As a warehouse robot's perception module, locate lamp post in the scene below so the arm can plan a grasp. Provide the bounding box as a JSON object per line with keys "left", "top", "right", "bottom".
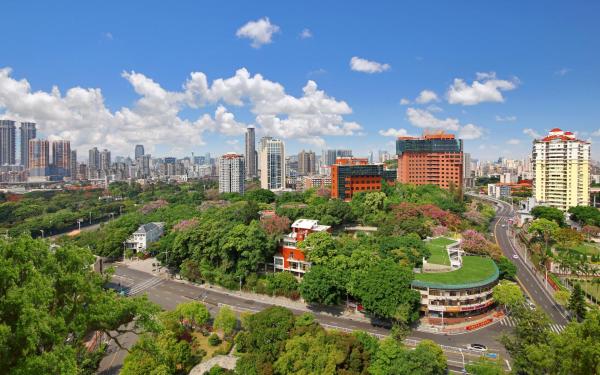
{"left": 89, "top": 212, "right": 92, "bottom": 224}
{"left": 40, "top": 229, "right": 44, "bottom": 238}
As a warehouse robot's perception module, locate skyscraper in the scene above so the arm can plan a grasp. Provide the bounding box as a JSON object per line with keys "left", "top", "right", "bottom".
{"left": 51, "top": 140, "right": 71, "bottom": 177}
{"left": 323, "top": 149, "right": 353, "bottom": 166}
{"left": 396, "top": 132, "right": 463, "bottom": 190}
{"left": 259, "top": 137, "right": 285, "bottom": 190}
{"left": 533, "top": 128, "right": 590, "bottom": 211}
{"left": 70, "top": 150, "right": 78, "bottom": 179}
{"left": 219, "top": 153, "right": 245, "bottom": 194}
{"left": 463, "top": 152, "right": 472, "bottom": 179}
{"left": 298, "top": 150, "right": 316, "bottom": 175}
{"left": 0, "top": 120, "right": 16, "bottom": 166}
{"left": 88, "top": 147, "right": 100, "bottom": 170}
{"left": 245, "top": 126, "right": 257, "bottom": 178}
{"left": 28, "top": 139, "right": 50, "bottom": 177}
{"left": 135, "top": 144, "right": 145, "bottom": 159}
{"left": 20, "top": 122, "right": 36, "bottom": 167}
{"left": 100, "top": 149, "right": 111, "bottom": 171}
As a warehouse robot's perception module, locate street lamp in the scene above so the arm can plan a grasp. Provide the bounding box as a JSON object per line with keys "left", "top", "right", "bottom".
{"left": 40, "top": 229, "right": 44, "bottom": 239}
{"left": 89, "top": 212, "right": 92, "bottom": 224}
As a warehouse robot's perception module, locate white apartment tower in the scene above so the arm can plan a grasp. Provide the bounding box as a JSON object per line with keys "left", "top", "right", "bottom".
{"left": 259, "top": 137, "right": 285, "bottom": 190}
{"left": 532, "top": 128, "right": 590, "bottom": 211}
{"left": 218, "top": 153, "right": 245, "bottom": 194}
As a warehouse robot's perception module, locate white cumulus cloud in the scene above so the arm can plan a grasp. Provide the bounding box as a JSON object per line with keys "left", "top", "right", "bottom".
{"left": 415, "top": 89, "right": 439, "bottom": 104}
{"left": 299, "top": 28, "right": 312, "bottom": 39}
{"left": 350, "top": 57, "right": 390, "bottom": 73}
{"left": 0, "top": 67, "right": 360, "bottom": 156}
{"left": 236, "top": 17, "right": 280, "bottom": 48}
{"left": 523, "top": 128, "right": 541, "bottom": 138}
{"left": 447, "top": 72, "right": 518, "bottom": 105}
{"left": 379, "top": 128, "right": 410, "bottom": 137}
{"left": 495, "top": 115, "right": 517, "bottom": 122}
{"left": 399, "top": 98, "right": 411, "bottom": 105}
{"left": 406, "top": 107, "right": 483, "bottom": 140}
{"left": 507, "top": 139, "right": 521, "bottom": 145}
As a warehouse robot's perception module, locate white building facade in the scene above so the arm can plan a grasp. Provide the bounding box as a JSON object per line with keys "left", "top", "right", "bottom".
{"left": 533, "top": 128, "right": 590, "bottom": 211}
{"left": 259, "top": 137, "right": 286, "bottom": 190}
{"left": 218, "top": 153, "right": 245, "bottom": 194}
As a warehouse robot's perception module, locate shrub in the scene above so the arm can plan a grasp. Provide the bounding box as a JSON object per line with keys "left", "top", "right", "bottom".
{"left": 208, "top": 333, "right": 222, "bottom": 347}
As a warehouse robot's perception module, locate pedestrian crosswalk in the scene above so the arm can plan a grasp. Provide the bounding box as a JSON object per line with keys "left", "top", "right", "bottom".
{"left": 499, "top": 316, "right": 565, "bottom": 333}
{"left": 125, "top": 277, "right": 163, "bottom": 296}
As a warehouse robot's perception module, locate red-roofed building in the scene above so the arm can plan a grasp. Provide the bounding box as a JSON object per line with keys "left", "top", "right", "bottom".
{"left": 273, "top": 218, "right": 331, "bottom": 276}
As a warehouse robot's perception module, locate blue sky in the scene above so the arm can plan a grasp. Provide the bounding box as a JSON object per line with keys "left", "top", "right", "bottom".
{"left": 1, "top": 1, "right": 599, "bottom": 161}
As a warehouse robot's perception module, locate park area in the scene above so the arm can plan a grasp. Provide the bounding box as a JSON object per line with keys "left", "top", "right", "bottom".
{"left": 414, "top": 256, "right": 499, "bottom": 287}
{"left": 425, "top": 237, "right": 455, "bottom": 266}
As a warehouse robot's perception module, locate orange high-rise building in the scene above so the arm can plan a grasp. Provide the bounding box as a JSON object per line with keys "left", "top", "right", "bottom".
{"left": 396, "top": 132, "right": 463, "bottom": 190}
{"left": 331, "top": 157, "right": 396, "bottom": 200}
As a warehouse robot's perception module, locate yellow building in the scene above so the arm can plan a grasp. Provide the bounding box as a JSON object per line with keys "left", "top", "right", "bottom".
{"left": 533, "top": 128, "right": 590, "bottom": 211}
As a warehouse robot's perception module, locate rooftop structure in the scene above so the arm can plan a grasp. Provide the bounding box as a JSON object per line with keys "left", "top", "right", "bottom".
{"left": 412, "top": 237, "right": 499, "bottom": 326}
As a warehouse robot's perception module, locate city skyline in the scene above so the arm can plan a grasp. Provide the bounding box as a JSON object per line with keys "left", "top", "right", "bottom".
{"left": 1, "top": 2, "right": 599, "bottom": 161}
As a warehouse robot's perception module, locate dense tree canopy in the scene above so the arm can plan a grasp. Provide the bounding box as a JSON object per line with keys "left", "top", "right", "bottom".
{"left": 0, "top": 236, "right": 160, "bottom": 374}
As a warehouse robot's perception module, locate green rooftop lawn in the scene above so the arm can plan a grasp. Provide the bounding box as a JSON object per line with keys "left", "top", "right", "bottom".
{"left": 415, "top": 256, "right": 498, "bottom": 285}
{"left": 570, "top": 243, "right": 600, "bottom": 257}
{"left": 425, "top": 237, "right": 455, "bottom": 266}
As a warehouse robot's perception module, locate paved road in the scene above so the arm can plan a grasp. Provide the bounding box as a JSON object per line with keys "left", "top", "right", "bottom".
{"left": 97, "top": 264, "right": 511, "bottom": 374}
{"left": 472, "top": 194, "right": 569, "bottom": 325}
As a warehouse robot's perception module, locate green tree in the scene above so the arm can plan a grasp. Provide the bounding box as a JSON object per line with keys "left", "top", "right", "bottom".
{"left": 266, "top": 272, "right": 300, "bottom": 298}
{"left": 273, "top": 330, "right": 345, "bottom": 375}
{"left": 244, "top": 189, "right": 277, "bottom": 204}
{"left": 299, "top": 231, "right": 339, "bottom": 265}
{"left": 531, "top": 206, "right": 565, "bottom": 226}
{"left": 568, "top": 283, "right": 586, "bottom": 321}
{"left": 121, "top": 330, "right": 200, "bottom": 375}
{"left": 568, "top": 205, "right": 600, "bottom": 226}
{"left": 213, "top": 306, "right": 237, "bottom": 335}
{"left": 554, "top": 227, "right": 584, "bottom": 249}
{"left": 222, "top": 220, "right": 271, "bottom": 278}
{"left": 0, "top": 236, "right": 160, "bottom": 374}
{"left": 349, "top": 259, "right": 420, "bottom": 321}
{"left": 300, "top": 265, "right": 347, "bottom": 305}
{"left": 528, "top": 218, "right": 559, "bottom": 251}
{"left": 495, "top": 256, "right": 517, "bottom": 280}
{"left": 174, "top": 301, "right": 210, "bottom": 329}
{"left": 493, "top": 280, "right": 525, "bottom": 310}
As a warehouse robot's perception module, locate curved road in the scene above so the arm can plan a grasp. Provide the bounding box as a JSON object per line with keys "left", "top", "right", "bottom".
{"left": 471, "top": 193, "right": 569, "bottom": 325}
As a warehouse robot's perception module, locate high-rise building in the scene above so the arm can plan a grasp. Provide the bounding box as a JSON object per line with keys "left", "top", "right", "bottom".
{"left": 396, "top": 132, "right": 463, "bottom": 190}
{"left": 245, "top": 127, "right": 257, "bottom": 178}
{"left": 28, "top": 139, "right": 50, "bottom": 177}
{"left": 88, "top": 147, "right": 100, "bottom": 170}
{"left": 463, "top": 152, "right": 472, "bottom": 179}
{"left": 331, "top": 157, "right": 396, "bottom": 200}
{"left": 298, "top": 150, "right": 316, "bottom": 175}
{"left": 0, "top": 120, "right": 16, "bottom": 166}
{"left": 51, "top": 140, "right": 71, "bottom": 177}
{"left": 323, "top": 149, "right": 353, "bottom": 166}
{"left": 533, "top": 128, "right": 590, "bottom": 211}
{"left": 70, "top": 150, "right": 78, "bottom": 179}
{"left": 259, "top": 137, "right": 285, "bottom": 190}
{"left": 219, "top": 153, "right": 245, "bottom": 194}
{"left": 100, "top": 149, "right": 111, "bottom": 171}
{"left": 19, "top": 122, "right": 36, "bottom": 167}
{"left": 135, "top": 144, "right": 145, "bottom": 159}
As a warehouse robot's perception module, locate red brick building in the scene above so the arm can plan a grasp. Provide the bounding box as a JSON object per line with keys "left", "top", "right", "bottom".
{"left": 331, "top": 157, "right": 396, "bottom": 200}
{"left": 396, "top": 133, "right": 463, "bottom": 190}
{"left": 273, "top": 219, "right": 331, "bottom": 276}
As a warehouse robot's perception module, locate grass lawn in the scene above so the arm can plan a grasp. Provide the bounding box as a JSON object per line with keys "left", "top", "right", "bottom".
{"left": 191, "top": 332, "right": 231, "bottom": 358}
{"left": 426, "top": 237, "right": 455, "bottom": 266}
{"left": 414, "top": 256, "right": 498, "bottom": 287}
{"left": 570, "top": 243, "right": 600, "bottom": 257}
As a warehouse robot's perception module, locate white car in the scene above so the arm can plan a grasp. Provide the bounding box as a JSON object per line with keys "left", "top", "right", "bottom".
{"left": 513, "top": 254, "right": 519, "bottom": 259}
{"left": 467, "top": 344, "right": 488, "bottom": 352}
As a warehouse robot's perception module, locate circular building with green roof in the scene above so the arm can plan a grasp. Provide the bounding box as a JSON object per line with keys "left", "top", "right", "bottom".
{"left": 412, "top": 237, "right": 499, "bottom": 325}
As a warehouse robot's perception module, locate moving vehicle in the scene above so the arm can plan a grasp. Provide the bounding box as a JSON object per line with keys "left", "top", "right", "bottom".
{"left": 467, "top": 344, "right": 488, "bottom": 352}
{"left": 513, "top": 254, "right": 519, "bottom": 259}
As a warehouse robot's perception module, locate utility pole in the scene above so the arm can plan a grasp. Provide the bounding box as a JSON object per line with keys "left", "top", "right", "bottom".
{"left": 40, "top": 229, "right": 44, "bottom": 238}
{"left": 89, "top": 212, "right": 92, "bottom": 224}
